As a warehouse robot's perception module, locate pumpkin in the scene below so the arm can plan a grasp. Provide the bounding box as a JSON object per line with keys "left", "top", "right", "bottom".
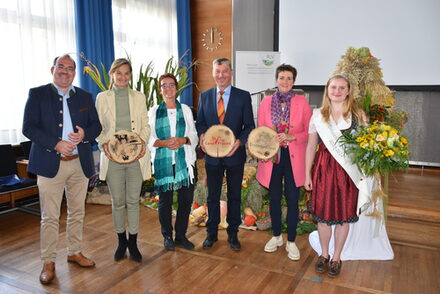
{"left": 244, "top": 215, "right": 256, "bottom": 227}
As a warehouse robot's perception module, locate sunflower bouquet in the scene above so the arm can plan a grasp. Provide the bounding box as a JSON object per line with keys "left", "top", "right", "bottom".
{"left": 340, "top": 121, "right": 409, "bottom": 177}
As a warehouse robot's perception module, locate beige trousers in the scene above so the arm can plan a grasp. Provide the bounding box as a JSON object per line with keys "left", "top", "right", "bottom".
{"left": 37, "top": 158, "right": 89, "bottom": 262}
{"left": 106, "top": 160, "right": 143, "bottom": 234}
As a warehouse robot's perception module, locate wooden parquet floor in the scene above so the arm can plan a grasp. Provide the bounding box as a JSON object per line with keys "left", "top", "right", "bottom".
{"left": 0, "top": 168, "right": 439, "bottom": 294}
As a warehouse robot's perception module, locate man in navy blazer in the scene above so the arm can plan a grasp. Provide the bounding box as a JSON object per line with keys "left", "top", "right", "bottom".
{"left": 22, "top": 54, "right": 101, "bottom": 284}
{"left": 196, "top": 58, "right": 255, "bottom": 250}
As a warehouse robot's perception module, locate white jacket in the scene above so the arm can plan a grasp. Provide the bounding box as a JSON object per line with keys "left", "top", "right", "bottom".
{"left": 148, "top": 102, "right": 199, "bottom": 183}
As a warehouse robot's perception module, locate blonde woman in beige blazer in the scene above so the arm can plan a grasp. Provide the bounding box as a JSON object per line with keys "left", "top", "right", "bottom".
{"left": 96, "top": 58, "right": 151, "bottom": 263}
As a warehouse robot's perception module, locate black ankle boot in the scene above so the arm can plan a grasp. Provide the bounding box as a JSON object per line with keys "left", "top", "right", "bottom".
{"left": 114, "top": 232, "right": 128, "bottom": 261}
{"left": 128, "top": 233, "right": 142, "bottom": 262}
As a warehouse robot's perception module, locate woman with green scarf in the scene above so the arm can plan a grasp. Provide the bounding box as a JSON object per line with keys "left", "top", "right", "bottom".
{"left": 148, "top": 73, "right": 198, "bottom": 251}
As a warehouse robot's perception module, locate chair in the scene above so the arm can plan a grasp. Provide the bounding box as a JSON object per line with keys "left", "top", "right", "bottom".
{"left": 0, "top": 144, "right": 39, "bottom": 215}
{"left": 20, "top": 140, "right": 32, "bottom": 159}
{"left": 19, "top": 141, "right": 36, "bottom": 178}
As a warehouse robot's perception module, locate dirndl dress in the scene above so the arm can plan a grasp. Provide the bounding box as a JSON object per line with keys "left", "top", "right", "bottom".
{"left": 310, "top": 118, "right": 359, "bottom": 225}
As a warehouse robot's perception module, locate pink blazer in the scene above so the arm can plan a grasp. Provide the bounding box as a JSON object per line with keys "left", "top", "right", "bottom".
{"left": 256, "top": 95, "right": 312, "bottom": 188}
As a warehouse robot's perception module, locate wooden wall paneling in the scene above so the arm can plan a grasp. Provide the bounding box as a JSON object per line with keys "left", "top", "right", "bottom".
{"left": 190, "top": 0, "right": 232, "bottom": 109}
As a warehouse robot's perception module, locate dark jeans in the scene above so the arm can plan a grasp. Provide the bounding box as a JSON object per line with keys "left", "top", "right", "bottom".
{"left": 158, "top": 167, "right": 194, "bottom": 238}
{"left": 269, "top": 148, "right": 299, "bottom": 241}
{"left": 205, "top": 162, "right": 244, "bottom": 236}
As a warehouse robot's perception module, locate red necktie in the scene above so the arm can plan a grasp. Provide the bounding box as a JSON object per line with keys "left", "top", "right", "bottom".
{"left": 217, "top": 90, "right": 225, "bottom": 124}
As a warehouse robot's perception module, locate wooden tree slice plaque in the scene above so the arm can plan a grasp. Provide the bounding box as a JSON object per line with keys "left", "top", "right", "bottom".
{"left": 107, "top": 130, "right": 144, "bottom": 164}
{"left": 203, "top": 125, "right": 235, "bottom": 158}
{"left": 247, "top": 126, "right": 279, "bottom": 160}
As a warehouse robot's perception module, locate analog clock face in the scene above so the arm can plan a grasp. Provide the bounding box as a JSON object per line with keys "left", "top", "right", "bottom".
{"left": 201, "top": 27, "right": 223, "bottom": 51}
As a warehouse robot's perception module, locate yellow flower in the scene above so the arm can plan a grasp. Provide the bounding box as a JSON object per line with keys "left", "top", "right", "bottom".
{"left": 389, "top": 129, "right": 398, "bottom": 139}
{"left": 400, "top": 137, "right": 408, "bottom": 144}
{"left": 356, "top": 136, "right": 364, "bottom": 143}
{"left": 379, "top": 141, "right": 387, "bottom": 148}
{"left": 384, "top": 150, "right": 395, "bottom": 157}
{"left": 360, "top": 141, "right": 368, "bottom": 148}
{"left": 376, "top": 134, "right": 385, "bottom": 142}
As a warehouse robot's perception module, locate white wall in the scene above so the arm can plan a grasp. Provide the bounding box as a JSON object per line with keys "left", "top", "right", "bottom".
{"left": 279, "top": 0, "right": 440, "bottom": 86}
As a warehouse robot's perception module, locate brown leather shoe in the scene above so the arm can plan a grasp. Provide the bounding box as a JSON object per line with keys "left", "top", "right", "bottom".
{"left": 315, "top": 255, "right": 330, "bottom": 273}
{"left": 67, "top": 252, "right": 96, "bottom": 268}
{"left": 39, "top": 261, "right": 55, "bottom": 284}
{"left": 328, "top": 259, "right": 342, "bottom": 277}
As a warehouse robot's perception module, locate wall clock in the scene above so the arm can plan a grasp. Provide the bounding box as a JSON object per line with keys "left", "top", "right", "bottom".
{"left": 201, "top": 27, "right": 223, "bottom": 51}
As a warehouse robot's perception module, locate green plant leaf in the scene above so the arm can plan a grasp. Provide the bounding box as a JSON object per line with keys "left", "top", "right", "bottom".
{"left": 100, "top": 62, "right": 110, "bottom": 90}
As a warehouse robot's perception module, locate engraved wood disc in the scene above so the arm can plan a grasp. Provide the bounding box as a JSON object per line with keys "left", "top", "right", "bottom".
{"left": 203, "top": 125, "right": 235, "bottom": 158}
{"left": 247, "top": 126, "right": 279, "bottom": 160}
{"left": 107, "top": 130, "right": 144, "bottom": 164}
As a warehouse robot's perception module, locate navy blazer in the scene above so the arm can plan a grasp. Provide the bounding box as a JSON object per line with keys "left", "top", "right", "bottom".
{"left": 22, "top": 84, "right": 102, "bottom": 178}
{"left": 196, "top": 86, "right": 255, "bottom": 166}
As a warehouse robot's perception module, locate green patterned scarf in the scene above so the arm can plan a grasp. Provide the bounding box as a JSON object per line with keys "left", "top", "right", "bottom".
{"left": 154, "top": 101, "right": 189, "bottom": 192}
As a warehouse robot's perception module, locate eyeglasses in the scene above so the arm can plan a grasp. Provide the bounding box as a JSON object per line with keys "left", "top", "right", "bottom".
{"left": 55, "top": 64, "right": 75, "bottom": 72}
{"left": 160, "top": 83, "right": 176, "bottom": 89}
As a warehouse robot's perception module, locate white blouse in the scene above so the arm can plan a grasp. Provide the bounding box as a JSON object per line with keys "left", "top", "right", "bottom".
{"left": 148, "top": 103, "right": 199, "bottom": 183}
{"left": 309, "top": 112, "right": 352, "bottom": 133}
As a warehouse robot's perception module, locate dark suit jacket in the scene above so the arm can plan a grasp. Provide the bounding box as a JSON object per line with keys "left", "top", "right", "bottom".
{"left": 196, "top": 86, "right": 255, "bottom": 166}
{"left": 22, "top": 84, "right": 102, "bottom": 178}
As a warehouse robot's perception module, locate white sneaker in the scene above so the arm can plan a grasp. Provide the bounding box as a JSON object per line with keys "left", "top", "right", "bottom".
{"left": 264, "top": 236, "right": 283, "bottom": 252}
{"left": 286, "top": 241, "right": 300, "bottom": 260}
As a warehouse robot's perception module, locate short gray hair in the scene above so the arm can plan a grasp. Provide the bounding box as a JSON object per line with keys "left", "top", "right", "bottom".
{"left": 212, "top": 58, "right": 232, "bottom": 70}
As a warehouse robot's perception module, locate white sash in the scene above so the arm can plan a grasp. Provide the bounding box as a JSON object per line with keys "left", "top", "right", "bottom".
{"left": 312, "top": 109, "right": 372, "bottom": 215}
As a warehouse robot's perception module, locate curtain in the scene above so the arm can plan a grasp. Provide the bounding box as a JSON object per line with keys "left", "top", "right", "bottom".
{"left": 112, "top": 0, "right": 178, "bottom": 88}
{"left": 74, "top": 0, "right": 115, "bottom": 100}
{"left": 0, "top": 0, "right": 76, "bottom": 144}
{"left": 176, "top": 0, "right": 193, "bottom": 106}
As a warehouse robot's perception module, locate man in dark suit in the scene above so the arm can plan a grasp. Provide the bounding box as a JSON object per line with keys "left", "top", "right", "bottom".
{"left": 196, "top": 58, "right": 255, "bottom": 250}
{"left": 22, "top": 54, "right": 102, "bottom": 284}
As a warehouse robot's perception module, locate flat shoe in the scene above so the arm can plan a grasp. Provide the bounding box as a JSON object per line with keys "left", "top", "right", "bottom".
{"left": 328, "top": 260, "right": 342, "bottom": 277}
{"left": 67, "top": 253, "right": 95, "bottom": 268}
{"left": 175, "top": 236, "right": 195, "bottom": 250}
{"left": 264, "top": 236, "right": 283, "bottom": 253}
{"left": 227, "top": 235, "right": 241, "bottom": 251}
{"left": 39, "top": 261, "right": 55, "bottom": 284}
{"left": 315, "top": 255, "right": 330, "bottom": 273}
{"left": 286, "top": 242, "right": 300, "bottom": 260}
{"left": 202, "top": 234, "right": 218, "bottom": 249}
{"left": 164, "top": 236, "right": 175, "bottom": 251}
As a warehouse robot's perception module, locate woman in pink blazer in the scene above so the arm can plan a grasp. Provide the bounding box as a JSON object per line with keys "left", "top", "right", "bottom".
{"left": 256, "top": 64, "right": 312, "bottom": 260}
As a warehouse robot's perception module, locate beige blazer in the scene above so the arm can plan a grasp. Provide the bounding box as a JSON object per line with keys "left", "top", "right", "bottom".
{"left": 96, "top": 88, "right": 151, "bottom": 180}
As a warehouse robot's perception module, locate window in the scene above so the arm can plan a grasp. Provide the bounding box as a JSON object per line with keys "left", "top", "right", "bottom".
{"left": 112, "top": 0, "right": 178, "bottom": 78}
{"left": 0, "top": 0, "right": 76, "bottom": 144}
